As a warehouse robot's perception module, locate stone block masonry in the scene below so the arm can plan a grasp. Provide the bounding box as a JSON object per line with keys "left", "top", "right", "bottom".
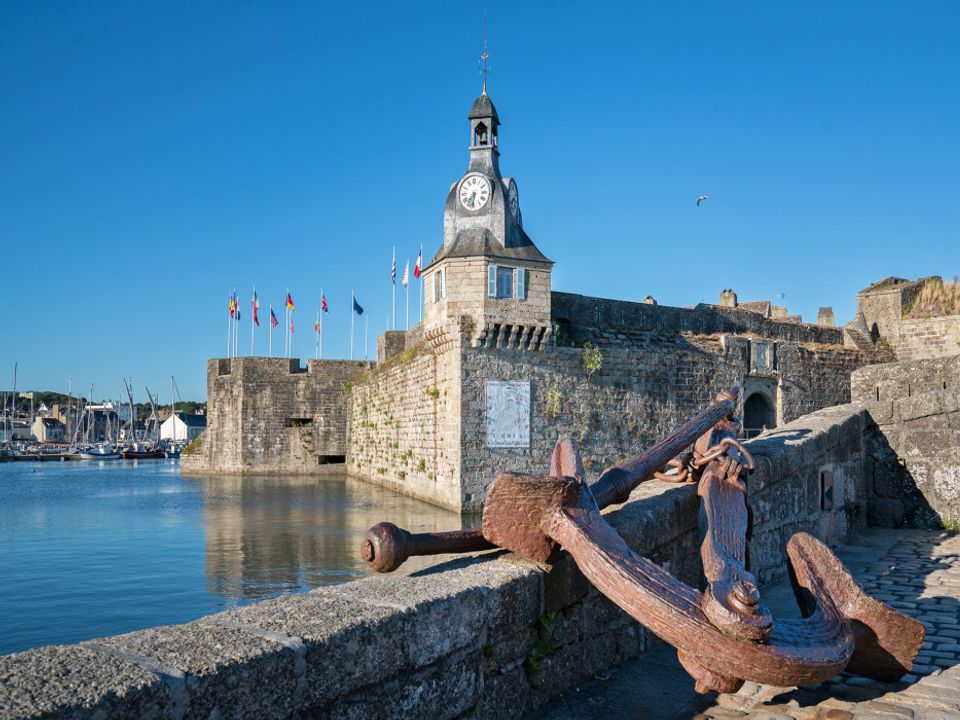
{"left": 0, "top": 401, "right": 874, "bottom": 719}
{"left": 852, "top": 355, "right": 960, "bottom": 527}
{"left": 347, "top": 341, "right": 464, "bottom": 510}
{"left": 182, "top": 357, "right": 372, "bottom": 475}
{"left": 187, "top": 288, "right": 867, "bottom": 513}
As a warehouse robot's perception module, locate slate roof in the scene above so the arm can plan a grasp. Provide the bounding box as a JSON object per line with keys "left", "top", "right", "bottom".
{"left": 468, "top": 93, "right": 500, "bottom": 123}
{"left": 428, "top": 228, "right": 552, "bottom": 267}
{"left": 174, "top": 413, "right": 207, "bottom": 428}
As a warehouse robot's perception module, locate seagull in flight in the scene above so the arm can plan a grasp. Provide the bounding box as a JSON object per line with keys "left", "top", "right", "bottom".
{"left": 696, "top": 195, "right": 710, "bottom": 206}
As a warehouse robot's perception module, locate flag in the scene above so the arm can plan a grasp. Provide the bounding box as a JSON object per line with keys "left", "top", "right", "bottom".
{"left": 289, "top": 315, "right": 294, "bottom": 334}
{"left": 251, "top": 290, "right": 260, "bottom": 327}
{"left": 401, "top": 261, "right": 409, "bottom": 288}
{"left": 314, "top": 320, "right": 321, "bottom": 335}
{"left": 321, "top": 294, "right": 328, "bottom": 312}
{"left": 270, "top": 309, "right": 279, "bottom": 328}
{"left": 353, "top": 297, "right": 364, "bottom": 316}
{"left": 391, "top": 254, "right": 396, "bottom": 285}
{"left": 286, "top": 293, "right": 295, "bottom": 311}
{"left": 414, "top": 246, "right": 422, "bottom": 278}
{"left": 235, "top": 308, "right": 240, "bottom": 321}
{"left": 229, "top": 292, "right": 237, "bottom": 318}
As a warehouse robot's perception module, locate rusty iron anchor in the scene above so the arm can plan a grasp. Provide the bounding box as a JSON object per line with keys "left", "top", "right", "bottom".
{"left": 361, "top": 389, "right": 924, "bottom": 694}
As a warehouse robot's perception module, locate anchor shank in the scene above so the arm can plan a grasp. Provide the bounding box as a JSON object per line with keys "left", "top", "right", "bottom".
{"left": 590, "top": 390, "right": 736, "bottom": 508}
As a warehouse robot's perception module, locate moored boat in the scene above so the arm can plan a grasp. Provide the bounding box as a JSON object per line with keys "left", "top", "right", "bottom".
{"left": 78, "top": 444, "right": 121, "bottom": 460}
{"left": 120, "top": 448, "right": 166, "bottom": 459}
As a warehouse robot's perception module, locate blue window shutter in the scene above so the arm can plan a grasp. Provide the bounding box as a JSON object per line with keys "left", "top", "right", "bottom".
{"left": 518, "top": 268, "right": 527, "bottom": 300}
{"left": 488, "top": 264, "right": 496, "bottom": 297}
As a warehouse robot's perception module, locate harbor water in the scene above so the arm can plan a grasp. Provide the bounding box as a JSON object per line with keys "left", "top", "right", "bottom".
{"left": 0, "top": 460, "right": 464, "bottom": 656}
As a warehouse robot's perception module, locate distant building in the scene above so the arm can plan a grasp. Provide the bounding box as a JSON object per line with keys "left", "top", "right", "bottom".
{"left": 32, "top": 416, "right": 65, "bottom": 443}
{"left": 160, "top": 412, "right": 206, "bottom": 442}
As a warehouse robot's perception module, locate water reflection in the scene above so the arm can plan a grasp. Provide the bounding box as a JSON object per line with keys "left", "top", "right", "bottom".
{"left": 196, "top": 474, "right": 466, "bottom": 603}
{"left": 0, "top": 461, "right": 466, "bottom": 654}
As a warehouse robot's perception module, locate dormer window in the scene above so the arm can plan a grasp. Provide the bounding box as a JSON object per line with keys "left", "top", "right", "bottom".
{"left": 474, "top": 122, "right": 489, "bottom": 146}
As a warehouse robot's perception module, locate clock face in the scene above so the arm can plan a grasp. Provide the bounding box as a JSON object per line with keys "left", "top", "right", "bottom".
{"left": 458, "top": 175, "right": 490, "bottom": 211}
{"left": 506, "top": 182, "right": 520, "bottom": 218}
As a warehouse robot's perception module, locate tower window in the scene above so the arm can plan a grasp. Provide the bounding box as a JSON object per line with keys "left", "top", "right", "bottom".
{"left": 474, "top": 122, "right": 489, "bottom": 146}
{"left": 496, "top": 266, "right": 513, "bottom": 298}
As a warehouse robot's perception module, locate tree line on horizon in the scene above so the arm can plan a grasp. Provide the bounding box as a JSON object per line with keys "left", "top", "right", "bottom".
{"left": 0, "top": 390, "right": 205, "bottom": 421}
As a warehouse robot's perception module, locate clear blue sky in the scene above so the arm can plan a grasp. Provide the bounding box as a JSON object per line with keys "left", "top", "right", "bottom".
{"left": 2, "top": 1, "right": 958, "bottom": 401}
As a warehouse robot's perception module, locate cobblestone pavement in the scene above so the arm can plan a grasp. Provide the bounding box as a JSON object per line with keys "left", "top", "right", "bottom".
{"left": 538, "top": 529, "right": 960, "bottom": 720}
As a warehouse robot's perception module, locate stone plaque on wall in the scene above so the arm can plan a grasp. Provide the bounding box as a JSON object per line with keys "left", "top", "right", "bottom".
{"left": 486, "top": 380, "right": 530, "bottom": 448}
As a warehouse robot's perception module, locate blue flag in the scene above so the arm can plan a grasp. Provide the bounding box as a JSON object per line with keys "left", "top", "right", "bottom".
{"left": 353, "top": 297, "right": 364, "bottom": 316}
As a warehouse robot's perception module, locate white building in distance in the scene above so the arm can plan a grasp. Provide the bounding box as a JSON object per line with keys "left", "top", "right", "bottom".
{"left": 160, "top": 412, "right": 206, "bottom": 442}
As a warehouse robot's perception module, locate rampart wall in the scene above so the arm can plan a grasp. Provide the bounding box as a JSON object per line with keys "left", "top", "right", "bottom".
{"left": 0, "top": 404, "right": 871, "bottom": 720}
{"left": 852, "top": 355, "right": 960, "bottom": 527}
{"left": 455, "top": 334, "right": 862, "bottom": 511}
{"left": 889, "top": 316, "right": 960, "bottom": 362}
{"left": 346, "top": 343, "right": 464, "bottom": 510}
{"left": 347, "top": 292, "right": 865, "bottom": 513}
{"left": 551, "top": 292, "right": 845, "bottom": 345}
{"left": 182, "top": 357, "right": 370, "bottom": 475}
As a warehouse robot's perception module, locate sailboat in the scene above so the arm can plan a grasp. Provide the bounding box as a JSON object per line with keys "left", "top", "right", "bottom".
{"left": 119, "top": 383, "right": 165, "bottom": 459}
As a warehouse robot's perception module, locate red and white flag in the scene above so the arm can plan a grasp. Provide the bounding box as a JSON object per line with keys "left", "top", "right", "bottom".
{"left": 289, "top": 315, "right": 294, "bottom": 334}
{"left": 414, "top": 245, "right": 422, "bottom": 279}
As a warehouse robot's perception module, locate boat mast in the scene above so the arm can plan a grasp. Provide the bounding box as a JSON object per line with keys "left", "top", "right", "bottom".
{"left": 123, "top": 378, "right": 136, "bottom": 444}
{"left": 144, "top": 386, "right": 160, "bottom": 444}
{"left": 66, "top": 374, "right": 72, "bottom": 445}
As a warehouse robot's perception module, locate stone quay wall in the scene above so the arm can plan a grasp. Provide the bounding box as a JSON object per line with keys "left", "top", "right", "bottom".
{"left": 0, "top": 404, "right": 871, "bottom": 720}
{"left": 182, "top": 357, "right": 371, "bottom": 475}
{"left": 852, "top": 355, "right": 960, "bottom": 527}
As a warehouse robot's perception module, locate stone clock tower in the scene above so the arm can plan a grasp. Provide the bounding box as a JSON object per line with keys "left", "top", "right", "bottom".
{"left": 422, "top": 88, "right": 554, "bottom": 350}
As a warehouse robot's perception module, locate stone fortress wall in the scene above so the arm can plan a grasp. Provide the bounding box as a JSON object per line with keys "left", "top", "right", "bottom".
{"left": 852, "top": 354, "right": 960, "bottom": 527}
{"left": 853, "top": 276, "right": 960, "bottom": 361}
{"left": 344, "top": 288, "right": 865, "bottom": 512}
{"left": 182, "top": 357, "right": 371, "bottom": 475}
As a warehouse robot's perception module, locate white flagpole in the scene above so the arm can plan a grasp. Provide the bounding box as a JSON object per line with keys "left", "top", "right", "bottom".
{"left": 419, "top": 244, "right": 423, "bottom": 323}
{"left": 250, "top": 287, "right": 255, "bottom": 356}
{"left": 350, "top": 290, "right": 355, "bottom": 360}
{"left": 392, "top": 246, "right": 396, "bottom": 331}
{"left": 319, "top": 288, "right": 324, "bottom": 360}
{"left": 365, "top": 315, "right": 368, "bottom": 360}
{"left": 269, "top": 304, "right": 273, "bottom": 357}
{"left": 284, "top": 288, "right": 289, "bottom": 358}
{"left": 226, "top": 297, "right": 231, "bottom": 358}
{"left": 315, "top": 310, "right": 319, "bottom": 360}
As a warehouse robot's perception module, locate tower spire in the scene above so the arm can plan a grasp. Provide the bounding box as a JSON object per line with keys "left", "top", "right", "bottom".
{"left": 480, "top": 14, "right": 490, "bottom": 95}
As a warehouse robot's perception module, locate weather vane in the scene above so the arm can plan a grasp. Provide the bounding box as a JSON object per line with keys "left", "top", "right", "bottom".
{"left": 479, "top": 14, "right": 490, "bottom": 94}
